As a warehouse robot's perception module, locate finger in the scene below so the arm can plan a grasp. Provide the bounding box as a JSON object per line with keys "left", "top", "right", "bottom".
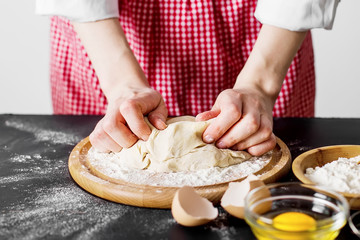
{"left": 120, "top": 99, "right": 152, "bottom": 141}
{"left": 89, "top": 120, "right": 123, "bottom": 152}
{"left": 101, "top": 107, "right": 139, "bottom": 148}
{"left": 202, "top": 104, "right": 242, "bottom": 144}
{"left": 246, "top": 133, "right": 277, "bottom": 156}
{"left": 195, "top": 109, "right": 220, "bottom": 122}
{"left": 212, "top": 102, "right": 261, "bottom": 148}
{"left": 102, "top": 117, "right": 139, "bottom": 149}
{"left": 148, "top": 101, "right": 168, "bottom": 130}
{"left": 231, "top": 116, "right": 273, "bottom": 150}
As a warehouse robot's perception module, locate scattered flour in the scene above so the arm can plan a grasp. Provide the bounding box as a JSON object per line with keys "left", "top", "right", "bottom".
{"left": 305, "top": 155, "right": 360, "bottom": 194}
{"left": 5, "top": 120, "right": 81, "bottom": 145}
{"left": 208, "top": 210, "right": 235, "bottom": 240}
{"left": 287, "top": 139, "right": 312, "bottom": 154}
{"left": 0, "top": 152, "right": 130, "bottom": 240}
{"left": 10, "top": 155, "right": 32, "bottom": 163}
{"left": 87, "top": 147, "right": 271, "bottom": 187}
{"left": 0, "top": 154, "right": 65, "bottom": 185}
{"left": 0, "top": 185, "right": 129, "bottom": 240}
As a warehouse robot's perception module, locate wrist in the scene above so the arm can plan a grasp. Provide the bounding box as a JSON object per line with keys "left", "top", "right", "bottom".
{"left": 103, "top": 81, "right": 151, "bottom": 103}
{"left": 72, "top": 19, "right": 151, "bottom": 103}
{"left": 234, "top": 24, "right": 307, "bottom": 104}
{"left": 234, "top": 62, "right": 283, "bottom": 105}
{"left": 98, "top": 48, "right": 151, "bottom": 101}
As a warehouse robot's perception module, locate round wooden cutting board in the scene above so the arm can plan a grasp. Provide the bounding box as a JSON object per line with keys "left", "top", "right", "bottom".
{"left": 68, "top": 137, "right": 291, "bottom": 209}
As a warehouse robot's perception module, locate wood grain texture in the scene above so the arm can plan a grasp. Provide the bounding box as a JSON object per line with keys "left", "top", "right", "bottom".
{"left": 292, "top": 145, "right": 360, "bottom": 210}
{"left": 68, "top": 137, "right": 291, "bottom": 209}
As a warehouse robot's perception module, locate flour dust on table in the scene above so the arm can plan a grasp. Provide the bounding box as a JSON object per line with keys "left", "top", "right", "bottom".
{"left": 0, "top": 151, "right": 132, "bottom": 240}
{"left": 0, "top": 117, "right": 143, "bottom": 240}
{"left": 0, "top": 153, "right": 57, "bottom": 185}
{"left": 5, "top": 118, "right": 82, "bottom": 145}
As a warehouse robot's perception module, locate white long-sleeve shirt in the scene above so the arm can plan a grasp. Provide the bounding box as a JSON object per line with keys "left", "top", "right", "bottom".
{"left": 255, "top": 0, "right": 340, "bottom": 31}
{"left": 35, "top": 0, "right": 340, "bottom": 31}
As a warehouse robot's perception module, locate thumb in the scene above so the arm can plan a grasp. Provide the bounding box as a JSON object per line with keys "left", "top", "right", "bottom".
{"left": 195, "top": 109, "right": 220, "bottom": 122}
{"left": 148, "top": 101, "right": 168, "bottom": 130}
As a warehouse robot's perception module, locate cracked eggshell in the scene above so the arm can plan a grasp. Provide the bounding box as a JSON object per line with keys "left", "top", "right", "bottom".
{"left": 171, "top": 186, "right": 218, "bottom": 227}
{"left": 220, "top": 174, "right": 266, "bottom": 219}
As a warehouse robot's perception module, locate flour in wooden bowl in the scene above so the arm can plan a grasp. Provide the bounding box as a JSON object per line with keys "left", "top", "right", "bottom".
{"left": 87, "top": 147, "right": 272, "bottom": 187}
{"left": 305, "top": 155, "right": 360, "bottom": 194}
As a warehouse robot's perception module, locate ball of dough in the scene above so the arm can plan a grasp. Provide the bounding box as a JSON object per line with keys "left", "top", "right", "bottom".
{"left": 118, "top": 116, "right": 251, "bottom": 172}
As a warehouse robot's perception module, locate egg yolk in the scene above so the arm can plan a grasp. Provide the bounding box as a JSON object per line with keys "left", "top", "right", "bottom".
{"left": 272, "top": 212, "right": 316, "bottom": 232}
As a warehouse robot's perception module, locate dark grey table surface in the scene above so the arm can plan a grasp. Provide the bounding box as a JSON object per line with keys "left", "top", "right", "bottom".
{"left": 0, "top": 115, "right": 359, "bottom": 240}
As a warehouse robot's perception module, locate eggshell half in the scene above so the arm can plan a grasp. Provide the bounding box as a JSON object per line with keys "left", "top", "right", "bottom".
{"left": 221, "top": 174, "right": 266, "bottom": 219}
{"left": 171, "top": 186, "right": 218, "bottom": 227}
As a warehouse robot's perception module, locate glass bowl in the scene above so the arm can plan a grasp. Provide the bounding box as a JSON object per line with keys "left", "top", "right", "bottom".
{"left": 349, "top": 211, "right": 360, "bottom": 238}
{"left": 244, "top": 182, "right": 349, "bottom": 240}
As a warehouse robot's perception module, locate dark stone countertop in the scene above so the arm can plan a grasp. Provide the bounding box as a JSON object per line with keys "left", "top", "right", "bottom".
{"left": 0, "top": 115, "right": 359, "bottom": 240}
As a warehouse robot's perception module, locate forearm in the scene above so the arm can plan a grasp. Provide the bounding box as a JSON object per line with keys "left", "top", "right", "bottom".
{"left": 235, "top": 24, "right": 307, "bottom": 104}
{"left": 72, "top": 18, "right": 149, "bottom": 101}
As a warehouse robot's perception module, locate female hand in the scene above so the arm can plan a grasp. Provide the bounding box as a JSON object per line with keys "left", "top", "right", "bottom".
{"left": 73, "top": 19, "right": 168, "bottom": 152}
{"left": 196, "top": 88, "right": 276, "bottom": 156}
{"left": 196, "top": 24, "right": 308, "bottom": 156}
{"left": 89, "top": 87, "right": 168, "bottom": 152}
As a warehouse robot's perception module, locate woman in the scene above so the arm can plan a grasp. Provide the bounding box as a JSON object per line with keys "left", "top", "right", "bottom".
{"left": 36, "top": 0, "right": 339, "bottom": 155}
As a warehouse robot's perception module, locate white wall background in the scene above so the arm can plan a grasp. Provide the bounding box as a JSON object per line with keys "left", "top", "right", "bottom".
{"left": 0, "top": 0, "right": 359, "bottom": 117}
{"left": 0, "top": 0, "right": 51, "bottom": 114}
{"left": 312, "top": 0, "right": 360, "bottom": 117}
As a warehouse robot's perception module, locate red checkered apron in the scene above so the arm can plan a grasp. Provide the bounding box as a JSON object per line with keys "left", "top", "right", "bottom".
{"left": 50, "top": 0, "right": 315, "bottom": 117}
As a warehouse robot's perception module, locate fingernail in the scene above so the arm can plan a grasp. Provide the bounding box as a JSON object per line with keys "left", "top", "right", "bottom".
{"left": 195, "top": 114, "right": 203, "bottom": 121}
{"left": 141, "top": 135, "right": 149, "bottom": 141}
{"left": 204, "top": 135, "right": 214, "bottom": 143}
{"left": 216, "top": 141, "right": 226, "bottom": 148}
{"left": 159, "top": 119, "right": 167, "bottom": 129}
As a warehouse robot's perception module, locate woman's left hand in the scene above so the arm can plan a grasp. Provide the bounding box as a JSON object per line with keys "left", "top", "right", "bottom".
{"left": 196, "top": 24, "right": 308, "bottom": 156}
{"left": 196, "top": 87, "right": 276, "bottom": 156}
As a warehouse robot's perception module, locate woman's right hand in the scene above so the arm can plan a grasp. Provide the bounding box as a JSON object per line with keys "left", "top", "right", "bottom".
{"left": 72, "top": 19, "right": 168, "bottom": 152}
{"left": 89, "top": 87, "right": 168, "bottom": 152}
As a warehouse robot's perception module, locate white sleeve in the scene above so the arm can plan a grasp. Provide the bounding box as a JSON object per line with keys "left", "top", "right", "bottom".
{"left": 35, "top": 0, "right": 119, "bottom": 22}
{"left": 254, "top": 0, "right": 340, "bottom": 31}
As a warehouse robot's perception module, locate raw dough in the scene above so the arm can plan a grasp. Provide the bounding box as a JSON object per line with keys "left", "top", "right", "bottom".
{"left": 116, "top": 116, "right": 251, "bottom": 172}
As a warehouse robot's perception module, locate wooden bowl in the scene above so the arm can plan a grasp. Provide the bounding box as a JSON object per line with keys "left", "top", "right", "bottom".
{"left": 69, "top": 137, "right": 291, "bottom": 209}
{"left": 292, "top": 145, "right": 360, "bottom": 210}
